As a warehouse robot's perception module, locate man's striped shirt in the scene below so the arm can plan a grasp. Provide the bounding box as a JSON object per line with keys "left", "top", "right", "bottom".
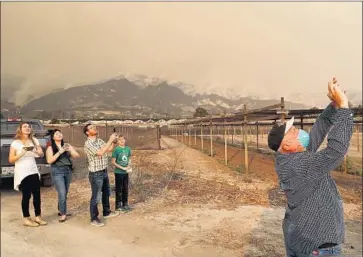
{"left": 84, "top": 138, "right": 109, "bottom": 172}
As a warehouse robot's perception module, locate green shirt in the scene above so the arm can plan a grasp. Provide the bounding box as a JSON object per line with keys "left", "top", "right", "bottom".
{"left": 112, "top": 146, "right": 132, "bottom": 174}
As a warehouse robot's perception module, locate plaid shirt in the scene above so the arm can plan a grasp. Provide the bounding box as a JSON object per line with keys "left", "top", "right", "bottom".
{"left": 84, "top": 138, "right": 109, "bottom": 172}
{"left": 275, "top": 103, "right": 354, "bottom": 254}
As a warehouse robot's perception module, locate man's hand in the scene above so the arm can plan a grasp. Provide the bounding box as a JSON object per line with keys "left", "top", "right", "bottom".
{"left": 108, "top": 133, "right": 118, "bottom": 144}
{"left": 328, "top": 77, "right": 349, "bottom": 108}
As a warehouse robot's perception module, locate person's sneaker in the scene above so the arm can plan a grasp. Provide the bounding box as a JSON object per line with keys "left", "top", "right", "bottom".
{"left": 23, "top": 217, "right": 39, "bottom": 227}
{"left": 58, "top": 212, "right": 72, "bottom": 217}
{"left": 103, "top": 211, "right": 120, "bottom": 219}
{"left": 122, "top": 205, "right": 132, "bottom": 212}
{"left": 90, "top": 219, "right": 105, "bottom": 227}
{"left": 115, "top": 208, "right": 123, "bottom": 212}
{"left": 34, "top": 216, "right": 48, "bottom": 226}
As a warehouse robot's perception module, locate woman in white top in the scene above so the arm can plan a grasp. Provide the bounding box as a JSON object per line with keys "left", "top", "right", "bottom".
{"left": 8, "top": 122, "right": 48, "bottom": 227}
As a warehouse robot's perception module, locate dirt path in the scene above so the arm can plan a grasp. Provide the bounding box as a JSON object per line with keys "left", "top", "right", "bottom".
{"left": 1, "top": 136, "right": 362, "bottom": 257}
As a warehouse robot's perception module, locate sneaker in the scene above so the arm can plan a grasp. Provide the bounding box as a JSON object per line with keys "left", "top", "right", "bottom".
{"left": 103, "top": 211, "right": 119, "bottom": 219}
{"left": 122, "top": 205, "right": 132, "bottom": 212}
{"left": 115, "top": 208, "right": 123, "bottom": 212}
{"left": 58, "top": 215, "right": 67, "bottom": 223}
{"left": 34, "top": 216, "right": 48, "bottom": 226}
{"left": 58, "top": 212, "right": 72, "bottom": 217}
{"left": 23, "top": 217, "right": 39, "bottom": 227}
{"left": 90, "top": 219, "right": 105, "bottom": 227}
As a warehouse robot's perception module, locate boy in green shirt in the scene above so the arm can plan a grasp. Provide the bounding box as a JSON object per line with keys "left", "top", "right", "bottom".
{"left": 111, "top": 135, "right": 132, "bottom": 212}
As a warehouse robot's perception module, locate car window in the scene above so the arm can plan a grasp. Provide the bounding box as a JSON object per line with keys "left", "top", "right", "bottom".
{"left": 1, "top": 121, "right": 43, "bottom": 133}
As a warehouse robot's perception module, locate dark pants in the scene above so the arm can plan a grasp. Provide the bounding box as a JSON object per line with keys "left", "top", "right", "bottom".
{"left": 19, "top": 173, "right": 41, "bottom": 218}
{"left": 89, "top": 170, "right": 111, "bottom": 221}
{"left": 51, "top": 166, "right": 72, "bottom": 215}
{"left": 115, "top": 173, "right": 129, "bottom": 209}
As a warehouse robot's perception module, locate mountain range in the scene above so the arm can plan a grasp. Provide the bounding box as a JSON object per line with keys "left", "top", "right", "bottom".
{"left": 1, "top": 75, "right": 315, "bottom": 119}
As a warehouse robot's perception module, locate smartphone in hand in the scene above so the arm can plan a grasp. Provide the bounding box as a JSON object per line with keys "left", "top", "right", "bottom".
{"left": 23, "top": 146, "right": 35, "bottom": 151}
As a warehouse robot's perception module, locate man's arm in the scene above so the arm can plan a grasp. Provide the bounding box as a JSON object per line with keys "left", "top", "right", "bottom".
{"left": 306, "top": 102, "right": 337, "bottom": 153}
{"left": 106, "top": 142, "right": 115, "bottom": 152}
{"left": 85, "top": 139, "right": 113, "bottom": 157}
{"left": 305, "top": 108, "right": 353, "bottom": 179}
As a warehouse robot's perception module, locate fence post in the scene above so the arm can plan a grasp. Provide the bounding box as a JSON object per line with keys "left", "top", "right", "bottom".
{"left": 105, "top": 120, "right": 108, "bottom": 139}
{"left": 194, "top": 126, "right": 197, "bottom": 146}
{"left": 210, "top": 119, "right": 213, "bottom": 157}
{"left": 71, "top": 124, "right": 74, "bottom": 145}
{"left": 244, "top": 105, "right": 249, "bottom": 174}
{"left": 188, "top": 126, "right": 191, "bottom": 146}
{"left": 281, "top": 97, "right": 286, "bottom": 123}
{"left": 156, "top": 125, "right": 161, "bottom": 149}
{"left": 68, "top": 123, "right": 71, "bottom": 143}
{"left": 232, "top": 126, "right": 235, "bottom": 145}
{"left": 182, "top": 126, "right": 184, "bottom": 143}
{"left": 238, "top": 125, "right": 242, "bottom": 149}
{"left": 224, "top": 118, "right": 228, "bottom": 165}
{"left": 200, "top": 123, "right": 204, "bottom": 151}
{"left": 256, "top": 121, "right": 259, "bottom": 149}
{"left": 357, "top": 125, "right": 360, "bottom": 152}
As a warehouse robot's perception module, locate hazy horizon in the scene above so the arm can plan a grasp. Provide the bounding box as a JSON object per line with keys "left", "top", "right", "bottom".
{"left": 1, "top": 2, "right": 362, "bottom": 106}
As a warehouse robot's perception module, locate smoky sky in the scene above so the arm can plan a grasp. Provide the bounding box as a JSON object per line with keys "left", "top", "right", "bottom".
{"left": 1, "top": 2, "right": 362, "bottom": 105}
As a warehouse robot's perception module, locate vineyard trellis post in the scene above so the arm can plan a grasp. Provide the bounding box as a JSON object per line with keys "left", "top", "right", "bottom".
{"left": 200, "top": 122, "right": 204, "bottom": 151}
{"left": 224, "top": 117, "right": 228, "bottom": 165}
{"left": 210, "top": 118, "right": 213, "bottom": 157}
{"left": 243, "top": 104, "right": 249, "bottom": 174}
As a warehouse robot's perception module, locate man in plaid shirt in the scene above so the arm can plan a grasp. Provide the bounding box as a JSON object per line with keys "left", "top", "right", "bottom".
{"left": 268, "top": 78, "right": 354, "bottom": 256}
{"left": 84, "top": 124, "right": 120, "bottom": 227}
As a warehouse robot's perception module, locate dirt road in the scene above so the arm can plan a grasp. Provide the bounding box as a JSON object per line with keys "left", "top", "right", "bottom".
{"left": 1, "top": 137, "right": 362, "bottom": 257}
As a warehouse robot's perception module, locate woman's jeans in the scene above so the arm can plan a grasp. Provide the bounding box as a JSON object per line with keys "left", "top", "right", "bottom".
{"left": 51, "top": 165, "right": 72, "bottom": 215}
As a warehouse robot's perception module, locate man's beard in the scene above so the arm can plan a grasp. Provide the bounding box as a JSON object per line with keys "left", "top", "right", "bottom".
{"left": 89, "top": 131, "right": 98, "bottom": 136}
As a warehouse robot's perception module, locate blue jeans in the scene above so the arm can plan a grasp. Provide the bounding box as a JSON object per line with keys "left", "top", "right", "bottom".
{"left": 89, "top": 170, "right": 111, "bottom": 221}
{"left": 51, "top": 165, "right": 72, "bottom": 215}
{"left": 287, "top": 245, "right": 342, "bottom": 257}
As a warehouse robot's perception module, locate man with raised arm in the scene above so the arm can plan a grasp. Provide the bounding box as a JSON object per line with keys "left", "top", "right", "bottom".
{"left": 84, "top": 123, "right": 120, "bottom": 227}
{"left": 268, "top": 78, "right": 354, "bottom": 256}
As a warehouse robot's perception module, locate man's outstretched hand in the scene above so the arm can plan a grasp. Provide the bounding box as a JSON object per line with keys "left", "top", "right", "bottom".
{"left": 327, "top": 77, "right": 349, "bottom": 109}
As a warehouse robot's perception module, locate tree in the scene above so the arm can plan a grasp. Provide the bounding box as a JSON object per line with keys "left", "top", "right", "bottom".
{"left": 193, "top": 107, "right": 208, "bottom": 118}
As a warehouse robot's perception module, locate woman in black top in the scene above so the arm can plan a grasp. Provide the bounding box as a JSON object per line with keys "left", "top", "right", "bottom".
{"left": 46, "top": 129, "right": 80, "bottom": 222}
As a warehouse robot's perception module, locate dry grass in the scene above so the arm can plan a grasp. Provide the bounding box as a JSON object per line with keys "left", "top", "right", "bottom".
{"left": 167, "top": 178, "right": 269, "bottom": 208}
{"left": 197, "top": 227, "right": 249, "bottom": 250}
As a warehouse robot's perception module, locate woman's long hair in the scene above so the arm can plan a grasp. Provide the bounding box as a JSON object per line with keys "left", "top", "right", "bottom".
{"left": 49, "top": 129, "right": 69, "bottom": 159}
{"left": 14, "top": 122, "right": 34, "bottom": 140}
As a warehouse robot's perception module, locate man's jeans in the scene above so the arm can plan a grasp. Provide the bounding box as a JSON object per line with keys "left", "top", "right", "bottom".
{"left": 51, "top": 165, "right": 72, "bottom": 215}
{"left": 89, "top": 170, "right": 111, "bottom": 221}
{"left": 287, "top": 245, "right": 342, "bottom": 257}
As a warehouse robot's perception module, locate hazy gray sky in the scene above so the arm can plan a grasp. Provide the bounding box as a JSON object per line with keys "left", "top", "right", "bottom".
{"left": 1, "top": 2, "right": 362, "bottom": 105}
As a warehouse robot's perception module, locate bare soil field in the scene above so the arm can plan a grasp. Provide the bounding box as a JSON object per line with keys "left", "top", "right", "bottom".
{"left": 1, "top": 136, "right": 362, "bottom": 257}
